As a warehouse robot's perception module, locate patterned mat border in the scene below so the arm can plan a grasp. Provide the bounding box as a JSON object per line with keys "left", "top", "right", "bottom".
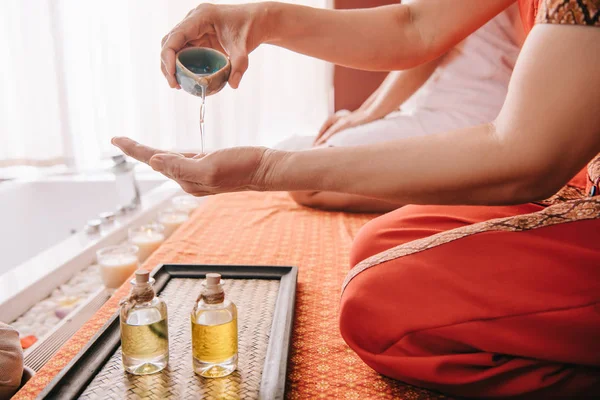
{"left": 36, "top": 264, "right": 298, "bottom": 400}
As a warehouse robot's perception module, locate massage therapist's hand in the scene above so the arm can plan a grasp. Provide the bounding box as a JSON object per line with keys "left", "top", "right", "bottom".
{"left": 112, "top": 137, "right": 281, "bottom": 196}
{"left": 314, "top": 108, "right": 378, "bottom": 146}
{"left": 161, "top": 3, "right": 267, "bottom": 90}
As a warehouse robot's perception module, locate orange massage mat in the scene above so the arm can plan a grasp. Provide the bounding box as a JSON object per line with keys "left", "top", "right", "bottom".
{"left": 15, "top": 192, "right": 449, "bottom": 399}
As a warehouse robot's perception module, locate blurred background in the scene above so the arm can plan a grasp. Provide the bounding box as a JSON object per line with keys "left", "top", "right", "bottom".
{"left": 0, "top": 0, "right": 334, "bottom": 174}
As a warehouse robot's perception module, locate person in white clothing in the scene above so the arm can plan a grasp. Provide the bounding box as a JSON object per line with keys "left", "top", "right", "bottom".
{"left": 278, "top": 4, "right": 524, "bottom": 212}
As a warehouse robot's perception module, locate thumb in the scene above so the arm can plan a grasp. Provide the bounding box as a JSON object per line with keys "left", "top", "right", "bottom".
{"left": 150, "top": 153, "right": 198, "bottom": 181}
{"left": 228, "top": 46, "right": 249, "bottom": 89}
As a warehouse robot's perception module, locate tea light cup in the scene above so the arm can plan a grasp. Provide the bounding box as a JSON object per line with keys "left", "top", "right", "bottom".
{"left": 97, "top": 245, "right": 140, "bottom": 289}
{"left": 175, "top": 47, "right": 231, "bottom": 97}
{"left": 158, "top": 208, "right": 189, "bottom": 238}
{"left": 128, "top": 223, "right": 165, "bottom": 262}
{"left": 172, "top": 195, "right": 201, "bottom": 215}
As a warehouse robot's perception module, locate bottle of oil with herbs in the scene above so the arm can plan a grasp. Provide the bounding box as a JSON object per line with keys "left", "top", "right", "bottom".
{"left": 191, "top": 273, "right": 238, "bottom": 377}
{"left": 119, "top": 270, "right": 169, "bottom": 375}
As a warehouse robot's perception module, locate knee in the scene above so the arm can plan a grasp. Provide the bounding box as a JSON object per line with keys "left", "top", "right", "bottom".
{"left": 339, "top": 264, "right": 408, "bottom": 359}
{"left": 339, "top": 269, "right": 379, "bottom": 356}
{"left": 340, "top": 260, "right": 433, "bottom": 381}
{"left": 349, "top": 215, "right": 393, "bottom": 266}
{"left": 0, "top": 324, "right": 24, "bottom": 398}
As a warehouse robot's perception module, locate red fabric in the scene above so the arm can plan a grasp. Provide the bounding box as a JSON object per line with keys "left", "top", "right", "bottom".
{"left": 340, "top": 204, "right": 600, "bottom": 398}
{"left": 338, "top": 3, "right": 600, "bottom": 396}
{"left": 519, "top": 0, "right": 538, "bottom": 33}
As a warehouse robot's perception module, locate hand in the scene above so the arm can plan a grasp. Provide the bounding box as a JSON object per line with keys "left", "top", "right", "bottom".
{"left": 111, "top": 137, "right": 278, "bottom": 196}
{"left": 161, "top": 3, "right": 266, "bottom": 90}
{"left": 314, "top": 108, "right": 378, "bottom": 146}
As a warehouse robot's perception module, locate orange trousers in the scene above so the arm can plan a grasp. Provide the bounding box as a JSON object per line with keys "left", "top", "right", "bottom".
{"left": 340, "top": 203, "right": 600, "bottom": 398}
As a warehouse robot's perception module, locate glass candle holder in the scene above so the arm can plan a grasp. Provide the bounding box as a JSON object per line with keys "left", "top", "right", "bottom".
{"left": 172, "top": 195, "right": 201, "bottom": 215}
{"left": 158, "top": 208, "right": 189, "bottom": 238}
{"left": 97, "top": 245, "right": 140, "bottom": 289}
{"left": 128, "top": 223, "right": 165, "bottom": 262}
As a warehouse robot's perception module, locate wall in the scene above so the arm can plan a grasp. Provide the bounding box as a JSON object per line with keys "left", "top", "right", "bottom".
{"left": 333, "top": 0, "right": 398, "bottom": 111}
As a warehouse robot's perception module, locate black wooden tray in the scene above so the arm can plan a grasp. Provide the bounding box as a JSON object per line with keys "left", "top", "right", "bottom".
{"left": 38, "top": 264, "right": 298, "bottom": 400}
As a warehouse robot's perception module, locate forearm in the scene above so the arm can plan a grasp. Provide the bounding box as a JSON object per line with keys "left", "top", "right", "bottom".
{"left": 260, "top": 0, "right": 514, "bottom": 71}
{"left": 361, "top": 57, "right": 443, "bottom": 119}
{"left": 262, "top": 2, "right": 424, "bottom": 70}
{"left": 357, "top": 86, "right": 381, "bottom": 112}
{"left": 266, "top": 124, "right": 551, "bottom": 206}
{"left": 262, "top": 24, "right": 600, "bottom": 207}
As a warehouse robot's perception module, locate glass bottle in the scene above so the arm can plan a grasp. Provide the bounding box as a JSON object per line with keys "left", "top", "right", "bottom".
{"left": 191, "top": 273, "right": 238, "bottom": 378}
{"left": 119, "top": 270, "right": 169, "bottom": 375}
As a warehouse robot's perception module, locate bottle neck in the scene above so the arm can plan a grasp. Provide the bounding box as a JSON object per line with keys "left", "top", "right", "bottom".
{"left": 199, "top": 283, "right": 224, "bottom": 305}
{"left": 130, "top": 282, "right": 155, "bottom": 304}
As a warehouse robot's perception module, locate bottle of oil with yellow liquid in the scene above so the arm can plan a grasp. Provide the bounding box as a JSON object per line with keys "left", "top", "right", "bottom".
{"left": 119, "top": 270, "right": 169, "bottom": 375}
{"left": 191, "top": 273, "right": 238, "bottom": 377}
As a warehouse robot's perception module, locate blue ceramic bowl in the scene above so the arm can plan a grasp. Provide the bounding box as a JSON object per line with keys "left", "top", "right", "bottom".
{"left": 175, "top": 47, "right": 231, "bottom": 97}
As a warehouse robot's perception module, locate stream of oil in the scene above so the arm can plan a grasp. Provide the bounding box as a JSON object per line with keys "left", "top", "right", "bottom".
{"left": 186, "top": 64, "right": 211, "bottom": 154}
{"left": 199, "top": 84, "right": 206, "bottom": 154}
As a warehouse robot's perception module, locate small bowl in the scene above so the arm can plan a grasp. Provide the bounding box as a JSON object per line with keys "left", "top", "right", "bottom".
{"left": 175, "top": 47, "right": 231, "bottom": 97}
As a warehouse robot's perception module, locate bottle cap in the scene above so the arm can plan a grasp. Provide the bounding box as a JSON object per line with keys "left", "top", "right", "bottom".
{"left": 205, "top": 273, "right": 221, "bottom": 286}
{"left": 135, "top": 269, "right": 150, "bottom": 284}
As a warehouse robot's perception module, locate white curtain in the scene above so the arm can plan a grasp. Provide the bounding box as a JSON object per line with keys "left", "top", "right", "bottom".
{"left": 0, "top": 0, "right": 331, "bottom": 170}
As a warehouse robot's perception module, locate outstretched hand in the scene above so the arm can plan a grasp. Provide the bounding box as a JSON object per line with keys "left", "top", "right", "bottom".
{"left": 111, "top": 137, "right": 276, "bottom": 197}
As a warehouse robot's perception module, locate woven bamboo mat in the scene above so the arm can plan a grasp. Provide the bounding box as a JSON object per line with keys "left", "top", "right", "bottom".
{"left": 79, "top": 278, "right": 280, "bottom": 400}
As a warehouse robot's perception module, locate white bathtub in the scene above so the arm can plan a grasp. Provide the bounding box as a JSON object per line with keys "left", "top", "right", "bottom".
{"left": 0, "top": 173, "right": 184, "bottom": 322}
{"left": 0, "top": 177, "right": 163, "bottom": 272}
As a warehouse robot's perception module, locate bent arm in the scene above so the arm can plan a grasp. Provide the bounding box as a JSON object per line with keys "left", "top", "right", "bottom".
{"left": 315, "top": 57, "right": 443, "bottom": 144}
{"left": 265, "top": 25, "right": 600, "bottom": 205}
{"left": 160, "top": 0, "right": 514, "bottom": 88}
{"left": 263, "top": 0, "right": 515, "bottom": 70}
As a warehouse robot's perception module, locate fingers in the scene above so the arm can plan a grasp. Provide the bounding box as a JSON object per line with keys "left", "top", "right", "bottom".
{"left": 314, "top": 110, "right": 355, "bottom": 145}
{"left": 316, "top": 116, "right": 337, "bottom": 141}
{"left": 314, "top": 109, "right": 351, "bottom": 144}
{"left": 111, "top": 137, "right": 197, "bottom": 163}
{"left": 161, "top": 24, "right": 201, "bottom": 89}
{"left": 314, "top": 132, "right": 331, "bottom": 147}
{"left": 161, "top": 4, "right": 218, "bottom": 89}
{"left": 161, "top": 4, "right": 251, "bottom": 90}
{"left": 147, "top": 155, "right": 211, "bottom": 197}
{"left": 315, "top": 121, "right": 344, "bottom": 146}
{"left": 228, "top": 47, "right": 249, "bottom": 89}
{"left": 161, "top": 37, "right": 183, "bottom": 89}
{"left": 111, "top": 137, "right": 163, "bottom": 164}
{"left": 149, "top": 153, "right": 199, "bottom": 182}
{"left": 112, "top": 137, "right": 209, "bottom": 196}
{"left": 160, "top": 61, "right": 170, "bottom": 86}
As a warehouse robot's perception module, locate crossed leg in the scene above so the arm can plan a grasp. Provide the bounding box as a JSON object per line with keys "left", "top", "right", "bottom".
{"left": 340, "top": 203, "right": 600, "bottom": 398}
